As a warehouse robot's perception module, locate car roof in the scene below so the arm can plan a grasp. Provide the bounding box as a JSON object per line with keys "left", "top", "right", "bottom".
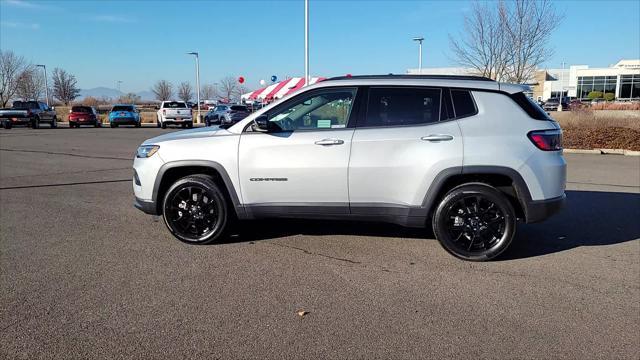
{"left": 313, "top": 74, "right": 527, "bottom": 94}
{"left": 112, "top": 104, "right": 135, "bottom": 107}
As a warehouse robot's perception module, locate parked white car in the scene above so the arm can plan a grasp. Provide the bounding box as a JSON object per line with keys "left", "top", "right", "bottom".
{"left": 133, "top": 75, "right": 566, "bottom": 261}
{"left": 156, "top": 101, "right": 193, "bottom": 129}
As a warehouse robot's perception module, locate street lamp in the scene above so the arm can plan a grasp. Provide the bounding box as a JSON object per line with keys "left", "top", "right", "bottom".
{"left": 36, "top": 64, "right": 49, "bottom": 106}
{"left": 304, "top": 0, "right": 309, "bottom": 86}
{"left": 187, "top": 52, "right": 201, "bottom": 124}
{"left": 412, "top": 37, "right": 424, "bottom": 73}
{"left": 117, "top": 80, "right": 123, "bottom": 93}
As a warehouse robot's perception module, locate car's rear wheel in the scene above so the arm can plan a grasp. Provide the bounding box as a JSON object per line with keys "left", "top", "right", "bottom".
{"left": 187, "top": 122, "right": 193, "bottom": 128}
{"left": 31, "top": 117, "right": 40, "bottom": 129}
{"left": 135, "top": 121, "right": 141, "bottom": 128}
{"left": 161, "top": 121, "right": 167, "bottom": 129}
{"left": 162, "top": 175, "right": 228, "bottom": 244}
{"left": 432, "top": 184, "right": 516, "bottom": 261}
{"left": 51, "top": 116, "right": 57, "bottom": 128}
{"left": 3, "top": 121, "right": 12, "bottom": 129}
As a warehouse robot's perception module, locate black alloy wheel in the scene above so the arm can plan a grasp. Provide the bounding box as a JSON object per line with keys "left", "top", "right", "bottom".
{"left": 162, "top": 175, "right": 228, "bottom": 244}
{"left": 433, "top": 184, "right": 516, "bottom": 261}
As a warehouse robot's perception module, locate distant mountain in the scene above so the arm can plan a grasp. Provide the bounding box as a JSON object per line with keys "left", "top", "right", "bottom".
{"left": 79, "top": 87, "right": 156, "bottom": 101}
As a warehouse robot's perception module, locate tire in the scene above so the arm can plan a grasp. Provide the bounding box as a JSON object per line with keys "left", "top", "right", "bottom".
{"left": 162, "top": 175, "right": 229, "bottom": 244}
{"left": 3, "top": 121, "right": 11, "bottom": 129}
{"left": 110, "top": 123, "right": 116, "bottom": 128}
{"left": 187, "top": 122, "right": 193, "bottom": 128}
{"left": 135, "top": 121, "right": 141, "bottom": 128}
{"left": 432, "top": 183, "right": 516, "bottom": 261}
{"left": 70, "top": 122, "right": 76, "bottom": 128}
{"left": 51, "top": 116, "right": 57, "bottom": 128}
{"left": 31, "top": 117, "right": 40, "bottom": 129}
{"left": 161, "top": 121, "right": 167, "bottom": 129}
{"left": 95, "top": 121, "right": 101, "bottom": 128}
{"left": 157, "top": 116, "right": 161, "bottom": 128}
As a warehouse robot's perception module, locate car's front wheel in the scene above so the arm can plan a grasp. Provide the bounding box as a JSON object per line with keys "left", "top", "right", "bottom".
{"left": 162, "top": 175, "right": 229, "bottom": 244}
{"left": 432, "top": 183, "right": 516, "bottom": 261}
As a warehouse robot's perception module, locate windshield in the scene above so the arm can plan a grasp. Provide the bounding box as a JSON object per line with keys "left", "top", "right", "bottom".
{"left": 163, "top": 102, "right": 186, "bottom": 109}
{"left": 230, "top": 105, "right": 248, "bottom": 111}
{"left": 112, "top": 106, "right": 134, "bottom": 112}
{"left": 13, "top": 101, "right": 39, "bottom": 109}
{"left": 71, "top": 106, "right": 91, "bottom": 113}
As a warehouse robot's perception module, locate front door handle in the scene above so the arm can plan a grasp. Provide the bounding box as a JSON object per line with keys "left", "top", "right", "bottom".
{"left": 315, "top": 139, "right": 344, "bottom": 146}
{"left": 421, "top": 134, "right": 454, "bottom": 142}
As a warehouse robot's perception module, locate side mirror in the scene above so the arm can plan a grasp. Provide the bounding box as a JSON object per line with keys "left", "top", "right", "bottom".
{"left": 253, "top": 114, "right": 270, "bottom": 132}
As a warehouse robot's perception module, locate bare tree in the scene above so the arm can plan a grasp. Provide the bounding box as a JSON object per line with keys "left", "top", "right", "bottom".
{"left": 501, "top": 0, "right": 562, "bottom": 83}
{"left": 217, "top": 76, "right": 238, "bottom": 102}
{"left": 0, "top": 50, "right": 29, "bottom": 107}
{"left": 237, "top": 85, "right": 249, "bottom": 103}
{"left": 201, "top": 83, "right": 217, "bottom": 100}
{"left": 118, "top": 92, "right": 141, "bottom": 104}
{"left": 51, "top": 67, "right": 81, "bottom": 105}
{"left": 178, "top": 82, "right": 193, "bottom": 102}
{"left": 449, "top": 0, "right": 561, "bottom": 82}
{"left": 152, "top": 80, "right": 173, "bottom": 101}
{"left": 16, "top": 66, "right": 45, "bottom": 101}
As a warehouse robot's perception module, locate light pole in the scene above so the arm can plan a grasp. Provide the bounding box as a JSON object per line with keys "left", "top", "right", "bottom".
{"left": 36, "top": 64, "right": 49, "bottom": 106}
{"left": 187, "top": 52, "right": 201, "bottom": 124}
{"left": 413, "top": 37, "right": 424, "bottom": 73}
{"left": 304, "top": 0, "right": 309, "bottom": 86}
{"left": 117, "top": 80, "right": 123, "bottom": 93}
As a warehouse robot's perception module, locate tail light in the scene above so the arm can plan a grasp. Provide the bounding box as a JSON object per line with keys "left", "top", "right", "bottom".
{"left": 528, "top": 129, "right": 563, "bottom": 151}
{"left": 163, "top": 109, "right": 166, "bottom": 115}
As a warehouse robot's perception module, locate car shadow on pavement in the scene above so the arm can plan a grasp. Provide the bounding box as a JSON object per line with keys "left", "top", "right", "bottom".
{"left": 502, "top": 190, "right": 640, "bottom": 260}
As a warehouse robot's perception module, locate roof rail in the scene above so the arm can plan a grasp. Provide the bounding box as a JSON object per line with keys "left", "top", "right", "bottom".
{"left": 327, "top": 74, "right": 495, "bottom": 82}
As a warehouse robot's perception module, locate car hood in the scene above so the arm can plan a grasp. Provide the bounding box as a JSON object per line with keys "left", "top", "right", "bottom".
{"left": 142, "top": 126, "right": 227, "bottom": 145}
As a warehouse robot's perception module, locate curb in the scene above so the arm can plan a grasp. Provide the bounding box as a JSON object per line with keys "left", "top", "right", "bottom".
{"left": 564, "top": 148, "right": 640, "bottom": 156}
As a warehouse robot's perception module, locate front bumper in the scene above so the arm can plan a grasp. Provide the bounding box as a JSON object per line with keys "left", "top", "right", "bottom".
{"left": 134, "top": 197, "right": 159, "bottom": 215}
{"left": 523, "top": 194, "right": 566, "bottom": 223}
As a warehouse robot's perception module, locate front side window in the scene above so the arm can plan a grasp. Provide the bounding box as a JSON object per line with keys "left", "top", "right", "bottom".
{"left": 268, "top": 88, "right": 356, "bottom": 131}
{"left": 363, "top": 87, "right": 441, "bottom": 127}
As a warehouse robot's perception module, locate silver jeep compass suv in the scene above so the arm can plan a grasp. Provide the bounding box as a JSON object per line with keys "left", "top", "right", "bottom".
{"left": 133, "top": 75, "right": 566, "bottom": 261}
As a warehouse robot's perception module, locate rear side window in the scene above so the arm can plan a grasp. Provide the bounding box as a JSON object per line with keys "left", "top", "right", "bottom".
{"left": 363, "top": 87, "right": 441, "bottom": 127}
{"left": 450, "top": 90, "right": 477, "bottom": 118}
{"left": 510, "top": 92, "right": 551, "bottom": 120}
{"left": 230, "top": 105, "right": 248, "bottom": 111}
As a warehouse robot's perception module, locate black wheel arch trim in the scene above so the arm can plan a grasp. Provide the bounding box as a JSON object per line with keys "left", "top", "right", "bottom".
{"left": 150, "top": 160, "right": 244, "bottom": 217}
{"left": 420, "top": 165, "right": 549, "bottom": 223}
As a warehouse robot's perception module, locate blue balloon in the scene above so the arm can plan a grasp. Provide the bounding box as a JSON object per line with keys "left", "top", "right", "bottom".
{"left": 270, "top": 75, "right": 277, "bottom": 82}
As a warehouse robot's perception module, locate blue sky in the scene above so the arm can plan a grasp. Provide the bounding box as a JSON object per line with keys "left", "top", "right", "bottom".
{"left": 1, "top": 0, "right": 639, "bottom": 92}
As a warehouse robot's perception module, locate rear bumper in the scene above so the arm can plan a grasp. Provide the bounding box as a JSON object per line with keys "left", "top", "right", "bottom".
{"left": 523, "top": 194, "right": 566, "bottom": 223}
{"left": 163, "top": 118, "right": 192, "bottom": 124}
{"left": 1, "top": 117, "right": 32, "bottom": 124}
{"left": 111, "top": 117, "right": 139, "bottom": 125}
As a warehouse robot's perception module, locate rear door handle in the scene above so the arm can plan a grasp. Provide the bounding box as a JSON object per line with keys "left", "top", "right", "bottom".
{"left": 421, "top": 134, "right": 454, "bottom": 142}
{"left": 315, "top": 139, "right": 344, "bottom": 146}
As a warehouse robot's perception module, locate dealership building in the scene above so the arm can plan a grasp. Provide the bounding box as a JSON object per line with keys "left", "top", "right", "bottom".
{"left": 408, "top": 59, "right": 640, "bottom": 101}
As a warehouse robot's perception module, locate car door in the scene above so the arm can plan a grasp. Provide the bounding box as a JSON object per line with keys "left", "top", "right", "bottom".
{"left": 348, "top": 86, "right": 463, "bottom": 215}
{"left": 239, "top": 87, "right": 360, "bottom": 215}
{"left": 39, "top": 102, "right": 52, "bottom": 120}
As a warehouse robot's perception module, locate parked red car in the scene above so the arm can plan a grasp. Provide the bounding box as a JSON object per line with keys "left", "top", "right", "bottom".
{"left": 69, "top": 106, "right": 101, "bottom": 128}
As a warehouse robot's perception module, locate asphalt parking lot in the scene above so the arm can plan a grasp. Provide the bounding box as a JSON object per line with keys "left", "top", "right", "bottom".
{"left": 1, "top": 125, "right": 639, "bottom": 359}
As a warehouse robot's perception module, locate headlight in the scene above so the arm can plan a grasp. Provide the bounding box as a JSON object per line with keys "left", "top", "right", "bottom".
{"left": 136, "top": 145, "right": 160, "bottom": 158}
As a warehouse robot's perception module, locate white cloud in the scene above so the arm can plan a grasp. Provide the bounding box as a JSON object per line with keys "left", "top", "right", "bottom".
{"left": 0, "top": 21, "right": 40, "bottom": 30}
{"left": 4, "top": 0, "right": 43, "bottom": 9}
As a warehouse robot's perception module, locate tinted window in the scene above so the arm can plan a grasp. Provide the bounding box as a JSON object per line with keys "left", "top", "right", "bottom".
{"left": 112, "top": 105, "right": 134, "bottom": 112}
{"left": 363, "top": 87, "right": 441, "bottom": 127}
{"left": 71, "top": 106, "right": 92, "bottom": 113}
{"left": 13, "top": 101, "right": 39, "bottom": 109}
{"left": 163, "top": 101, "right": 186, "bottom": 109}
{"left": 230, "top": 105, "right": 248, "bottom": 111}
{"left": 268, "top": 88, "right": 356, "bottom": 131}
{"left": 511, "top": 92, "right": 550, "bottom": 120}
{"left": 451, "top": 90, "right": 476, "bottom": 118}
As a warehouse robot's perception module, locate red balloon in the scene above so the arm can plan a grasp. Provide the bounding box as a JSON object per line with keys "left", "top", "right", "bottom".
{"left": 238, "top": 76, "right": 245, "bottom": 84}
{"left": 346, "top": 73, "right": 352, "bottom": 78}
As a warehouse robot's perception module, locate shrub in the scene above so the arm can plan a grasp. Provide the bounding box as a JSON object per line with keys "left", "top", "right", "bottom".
{"left": 604, "top": 93, "right": 615, "bottom": 101}
{"left": 587, "top": 91, "right": 603, "bottom": 99}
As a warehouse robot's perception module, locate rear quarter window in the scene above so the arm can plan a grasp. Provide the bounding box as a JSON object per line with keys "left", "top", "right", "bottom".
{"left": 450, "top": 90, "right": 477, "bottom": 118}
{"left": 510, "top": 92, "right": 551, "bottom": 120}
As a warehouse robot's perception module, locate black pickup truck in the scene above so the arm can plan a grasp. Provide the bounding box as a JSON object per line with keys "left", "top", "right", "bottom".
{"left": 0, "top": 101, "right": 58, "bottom": 129}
